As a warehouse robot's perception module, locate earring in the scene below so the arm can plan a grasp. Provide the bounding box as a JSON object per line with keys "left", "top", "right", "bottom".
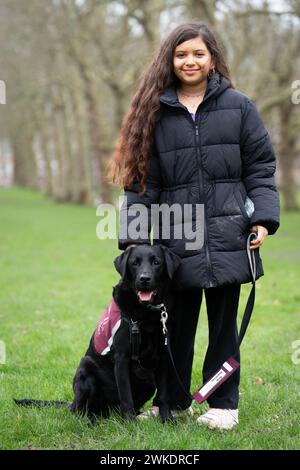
{"left": 208, "top": 67, "right": 216, "bottom": 79}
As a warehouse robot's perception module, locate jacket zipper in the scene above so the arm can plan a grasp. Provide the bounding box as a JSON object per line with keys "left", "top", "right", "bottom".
{"left": 161, "top": 100, "right": 215, "bottom": 287}
{"left": 195, "top": 123, "right": 214, "bottom": 288}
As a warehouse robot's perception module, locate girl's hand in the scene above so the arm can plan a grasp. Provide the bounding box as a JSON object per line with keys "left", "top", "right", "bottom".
{"left": 249, "top": 225, "right": 268, "bottom": 249}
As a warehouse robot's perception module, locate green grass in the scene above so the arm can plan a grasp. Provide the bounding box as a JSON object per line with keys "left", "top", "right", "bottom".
{"left": 0, "top": 187, "right": 299, "bottom": 450}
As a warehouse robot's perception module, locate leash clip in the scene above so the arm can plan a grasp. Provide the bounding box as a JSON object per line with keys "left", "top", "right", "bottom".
{"left": 160, "top": 305, "right": 168, "bottom": 339}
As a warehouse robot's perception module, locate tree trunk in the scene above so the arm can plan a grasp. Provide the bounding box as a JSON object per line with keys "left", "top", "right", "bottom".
{"left": 51, "top": 100, "right": 67, "bottom": 202}
{"left": 11, "top": 138, "right": 26, "bottom": 187}
{"left": 60, "top": 86, "right": 74, "bottom": 202}
{"left": 279, "top": 104, "right": 299, "bottom": 211}
{"left": 79, "top": 63, "right": 112, "bottom": 203}
{"left": 11, "top": 130, "right": 38, "bottom": 190}
{"left": 70, "top": 83, "right": 92, "bottom": 204}
{"left": 40, "top": 120, "right": 53, "bottom": 197}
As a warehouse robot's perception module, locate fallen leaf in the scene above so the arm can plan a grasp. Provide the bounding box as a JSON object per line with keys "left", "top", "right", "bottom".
{"left": 27, "top": 443, "right": 37, "bottom": 450}
{"left": 253, "top": 376, "right": 264, "bottom": 385}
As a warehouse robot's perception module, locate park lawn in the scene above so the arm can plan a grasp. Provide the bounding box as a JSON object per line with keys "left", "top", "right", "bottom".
{"left": 0, "top": 187, "right": 299, "bottom": 450}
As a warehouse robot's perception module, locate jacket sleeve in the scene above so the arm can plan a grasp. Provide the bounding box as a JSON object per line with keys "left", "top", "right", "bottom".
{"left": 240, "top": 99, "right": 280, "bottom": 235}
{"left": 118, "top": 147, "right": 162, "bottom": 250}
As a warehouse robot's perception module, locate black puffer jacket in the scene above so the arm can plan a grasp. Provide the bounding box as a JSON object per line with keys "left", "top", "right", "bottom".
{"left": 119, "top": 73, "right": 280, "bottom": 289}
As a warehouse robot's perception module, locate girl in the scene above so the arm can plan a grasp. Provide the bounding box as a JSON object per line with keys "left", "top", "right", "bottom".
{"left": 107, "top": 22, "right": 280, "bottom": 430}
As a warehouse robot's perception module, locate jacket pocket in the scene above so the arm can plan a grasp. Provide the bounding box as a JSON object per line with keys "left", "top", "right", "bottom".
{"left": 234, "top": 186, "right": 249, "bottom": 219}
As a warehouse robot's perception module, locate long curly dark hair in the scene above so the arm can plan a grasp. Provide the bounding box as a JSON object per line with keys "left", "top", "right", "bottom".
{"left": 107, "top": 22, "right": 233, "bottom": 195}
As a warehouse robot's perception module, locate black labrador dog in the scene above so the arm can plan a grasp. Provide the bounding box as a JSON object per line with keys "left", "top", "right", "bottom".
{"left": 15, "top": 244, "right": 181, "bottom": 423}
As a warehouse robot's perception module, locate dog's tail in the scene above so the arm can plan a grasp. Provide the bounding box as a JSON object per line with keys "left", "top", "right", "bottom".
{"left": 14, "top": 398, "right": 70, "bottom": 409}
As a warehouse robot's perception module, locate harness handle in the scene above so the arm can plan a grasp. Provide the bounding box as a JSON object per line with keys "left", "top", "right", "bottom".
{"left": 130, "top": 320, "right": 141, "bottom": 361}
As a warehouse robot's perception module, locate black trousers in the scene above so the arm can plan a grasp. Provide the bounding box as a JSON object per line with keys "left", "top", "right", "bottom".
{"left": 154, "top": 284, "right": 241, "bottom": 410}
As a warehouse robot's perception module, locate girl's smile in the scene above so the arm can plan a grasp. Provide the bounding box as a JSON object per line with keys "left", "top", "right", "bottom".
{"left": 182, "top": 69, "right": 201, "bottom": 74}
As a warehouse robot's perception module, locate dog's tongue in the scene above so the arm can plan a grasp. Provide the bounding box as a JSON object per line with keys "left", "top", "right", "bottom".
{"left": 138, "top": 291, "right": 153, "bottom": 302}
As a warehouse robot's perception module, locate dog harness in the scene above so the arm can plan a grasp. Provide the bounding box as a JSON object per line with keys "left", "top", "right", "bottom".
{"left": 93, "top": 297, "right": 121, "bottom": 355}
{"left": 93, "top": 298, "right": 169, "bottom": 360}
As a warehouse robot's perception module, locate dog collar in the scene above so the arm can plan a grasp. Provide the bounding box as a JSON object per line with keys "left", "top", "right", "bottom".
{"left": 145, "top": 302, "right": 166, "bottom": 312}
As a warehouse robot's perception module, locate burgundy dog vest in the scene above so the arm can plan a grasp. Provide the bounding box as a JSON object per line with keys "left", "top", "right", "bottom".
{"left": 93, "top": 298, "right": 121, "bottom": 355}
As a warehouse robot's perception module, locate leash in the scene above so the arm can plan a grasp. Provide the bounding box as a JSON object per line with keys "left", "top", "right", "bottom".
{"left": 154, "top": 232, "right": 258, "bottom": 405}
{"left": 193, "top": 232, "right": 257, "bottom": 403}
{"left": 123, "top": 232, "right": 257, "bottom": 406}
{"left": 159, "top": 308, "right": 195, "bottom": 402}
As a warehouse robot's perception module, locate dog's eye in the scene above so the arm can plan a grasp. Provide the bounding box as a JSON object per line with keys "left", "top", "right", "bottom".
{"left": 131, "top": 259, "right": 140, "bottom": 266}
{"left": 152, "top": 259, "right": 161, "bottom": 265}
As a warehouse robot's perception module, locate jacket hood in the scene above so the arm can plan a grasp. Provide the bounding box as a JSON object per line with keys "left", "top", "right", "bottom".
{"left": 160, "top": 72, "right": 231, "bottom": 107}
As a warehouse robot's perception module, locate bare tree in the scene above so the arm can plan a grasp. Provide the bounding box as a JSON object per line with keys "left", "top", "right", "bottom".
{"left": 1, "top": 0, "right": 299, "bottom": 210}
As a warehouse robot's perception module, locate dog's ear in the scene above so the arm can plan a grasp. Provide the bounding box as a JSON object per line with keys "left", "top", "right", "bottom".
{"left": 159, "top": 245, "right": 181, "bottom": 280}
{"left": 114, "top": 249, "right": 131, "bottom": 280}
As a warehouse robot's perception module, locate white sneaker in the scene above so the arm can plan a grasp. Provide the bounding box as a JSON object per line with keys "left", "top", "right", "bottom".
{"left": 196, "top": 408, "right": 239, "bottom": 430}
{"left": 137, "top": 405, "right": 160, "bottom": 419}
{"left": 171, "top": 406, "right": 194, "bottom": 418}
{"left": 137, "top": 405, "right": 194, "bottom": 420}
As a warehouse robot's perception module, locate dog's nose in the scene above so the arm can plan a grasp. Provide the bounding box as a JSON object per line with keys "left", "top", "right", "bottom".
{"left": 139, "top": 273, "right": 151, "bottom": 283}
